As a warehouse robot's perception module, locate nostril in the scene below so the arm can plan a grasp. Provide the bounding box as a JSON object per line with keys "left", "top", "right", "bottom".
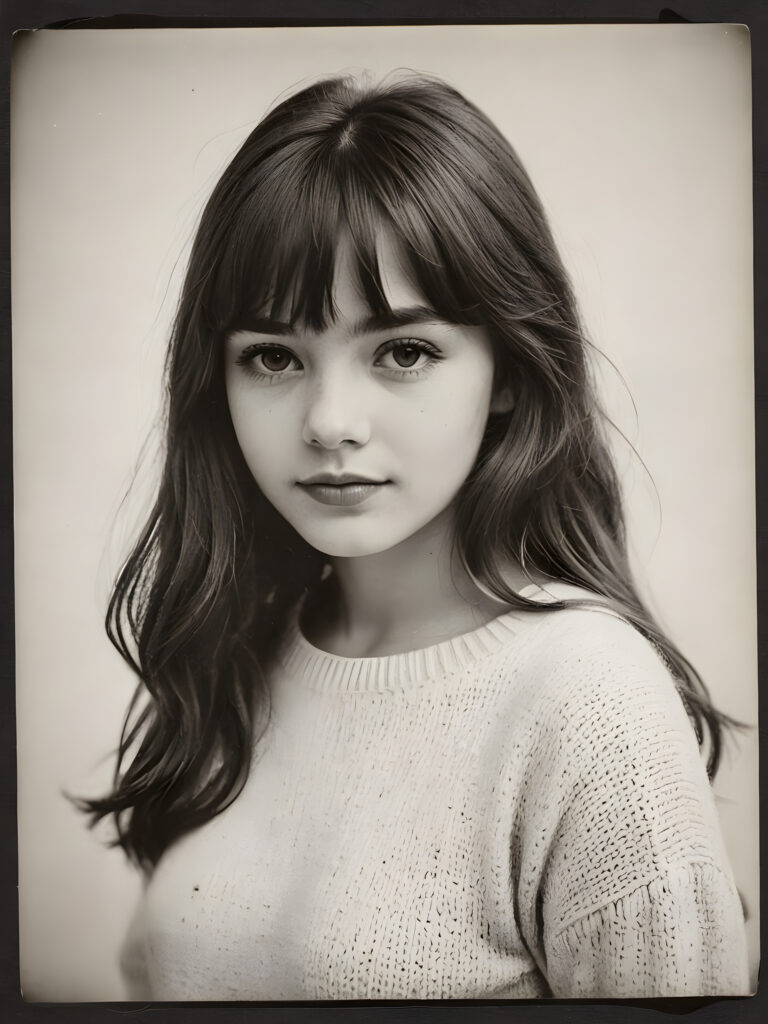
{"left": 309, "top": 436, "right": 360, "bottom": 449}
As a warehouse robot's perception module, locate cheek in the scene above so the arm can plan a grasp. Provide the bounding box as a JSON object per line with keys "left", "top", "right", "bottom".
{"left": 394, "top": 372, "right": 493, "bottom": 481}
{"left": 419, "top": 368, "right": 493, "bottom": 440}
{"left": 227, "top": 391, "right": 289, "bottom": 480}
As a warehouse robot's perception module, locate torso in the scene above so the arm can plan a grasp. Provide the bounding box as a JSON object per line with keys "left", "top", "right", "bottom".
{"left": 123, "top": 583, "right": 745, "bottom": 1000}
{"left": 130, "top": 584, "right": 556, "bottom": 1000}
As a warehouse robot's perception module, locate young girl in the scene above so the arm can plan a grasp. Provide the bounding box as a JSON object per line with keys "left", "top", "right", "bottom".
{"left": 84, "top": 72, "right": 749, "bottom": 1000}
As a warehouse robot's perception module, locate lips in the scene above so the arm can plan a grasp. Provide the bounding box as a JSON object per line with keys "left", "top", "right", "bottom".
{"left": 298, "top": 473, "right": 387, "bottom": 486}
{"left": 296, "top": 473, "right": 390, "bottom": 507}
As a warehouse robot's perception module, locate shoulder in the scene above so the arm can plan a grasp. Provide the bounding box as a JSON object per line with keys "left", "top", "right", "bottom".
{"left": 509, "top": 584, "right": 728, "bottom": 863}
{"left": 502, "top": 582, "right": 714, "bottom": 829}
{"left": 512, "top": 582, "right": 685, "bottom": 723}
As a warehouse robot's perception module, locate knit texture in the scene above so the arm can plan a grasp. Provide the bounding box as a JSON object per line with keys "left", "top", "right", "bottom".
{"left": 122, "top": 584, "right": 749, "bottom": 1000}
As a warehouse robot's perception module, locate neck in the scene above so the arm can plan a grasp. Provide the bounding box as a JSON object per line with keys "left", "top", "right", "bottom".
{"left": 308, "top": 510, "right": 518, "bottom": 658}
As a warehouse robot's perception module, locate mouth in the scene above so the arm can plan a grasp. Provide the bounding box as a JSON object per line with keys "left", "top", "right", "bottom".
{"left": 296, "top": 474, "right": 390, "bottom": 508}
{"left": 298, "top": 473, "right": 387, "bottom": 486}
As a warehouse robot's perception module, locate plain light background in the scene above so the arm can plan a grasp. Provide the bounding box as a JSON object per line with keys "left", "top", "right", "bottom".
{"left": 11, "top": 25, "right": 757, "bottom": 1000}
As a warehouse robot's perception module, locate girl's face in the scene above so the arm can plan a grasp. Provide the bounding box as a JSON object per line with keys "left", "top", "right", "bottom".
{"left": 224, "top": 232, "right": 498, "bottom": 559}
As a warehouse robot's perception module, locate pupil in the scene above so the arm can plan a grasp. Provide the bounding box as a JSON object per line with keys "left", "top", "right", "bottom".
{"left": 394, "top": 345, "right": 420, "bottom": 368}
{"left": 263, "top": 348, "right": 289, "bottom": 371}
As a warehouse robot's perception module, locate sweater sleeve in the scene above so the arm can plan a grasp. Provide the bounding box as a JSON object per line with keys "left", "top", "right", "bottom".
{"left": 545, "top": 861, "right": 748, "bottom": 997}
{"left": 516, "top": 609, "right": 749, "bottom": 998}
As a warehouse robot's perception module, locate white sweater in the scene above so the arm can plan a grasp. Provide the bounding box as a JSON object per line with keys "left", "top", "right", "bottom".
{"left": 122, "top": 585, "right": 749, "bottom": 1000}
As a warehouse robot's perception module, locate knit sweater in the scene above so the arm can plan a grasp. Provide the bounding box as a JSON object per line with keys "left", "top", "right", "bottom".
{"left": 121, "top": 583, "right": 749, "bottom": 1000}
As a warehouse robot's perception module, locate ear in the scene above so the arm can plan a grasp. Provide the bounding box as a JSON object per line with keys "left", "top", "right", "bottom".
{"left": 489, "top": 384, "right": 515, "bottom": 415}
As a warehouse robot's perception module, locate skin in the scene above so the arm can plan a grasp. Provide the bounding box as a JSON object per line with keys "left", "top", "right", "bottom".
{"left": 224, "top": 231, "right": 520, "bottom": 657}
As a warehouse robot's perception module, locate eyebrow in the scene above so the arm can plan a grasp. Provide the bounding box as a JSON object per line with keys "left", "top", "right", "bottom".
{"left": 231, "top": 305, "right": 451, "bottom": 337}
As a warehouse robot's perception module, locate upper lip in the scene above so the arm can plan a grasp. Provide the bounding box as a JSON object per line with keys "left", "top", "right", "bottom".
{"left": 297, "top": 473, "right": 388, "bottom": 486}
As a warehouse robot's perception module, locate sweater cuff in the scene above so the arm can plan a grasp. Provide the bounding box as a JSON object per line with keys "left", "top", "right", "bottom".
{"left": 544, "top": 860, "right": 750, "bottom": 998}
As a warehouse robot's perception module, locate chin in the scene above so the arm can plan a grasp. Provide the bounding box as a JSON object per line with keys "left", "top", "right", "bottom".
{"left": 295, "top": 523, "right": 411, "bottom": 560}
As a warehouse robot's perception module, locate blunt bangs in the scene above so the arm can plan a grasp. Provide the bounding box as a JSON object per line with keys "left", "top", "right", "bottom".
{"left": 199, "top": 77, "right": 529, "bottom": 337}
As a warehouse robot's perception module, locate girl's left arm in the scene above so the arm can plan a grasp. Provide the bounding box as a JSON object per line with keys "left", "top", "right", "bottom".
{"left": 544, "top": 860, "right": 748, "bottom": 997}
{"left": 518, "top": 611, "right": 750, "bottom": 998}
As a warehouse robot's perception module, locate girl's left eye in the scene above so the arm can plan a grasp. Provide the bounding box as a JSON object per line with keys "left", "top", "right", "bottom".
{"left": 374, "top": 340, "right": 442, "bottom": 374}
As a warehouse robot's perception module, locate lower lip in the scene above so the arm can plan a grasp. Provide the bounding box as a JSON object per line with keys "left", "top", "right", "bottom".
{"left": 298, "top": 483, "right": 388, "bottom": 507}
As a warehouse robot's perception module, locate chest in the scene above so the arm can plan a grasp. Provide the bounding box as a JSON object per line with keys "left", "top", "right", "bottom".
{"left": 139, "top": 686, "right": 539, "bottom": 999}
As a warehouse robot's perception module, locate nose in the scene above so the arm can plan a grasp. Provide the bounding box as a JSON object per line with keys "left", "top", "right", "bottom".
{"left": 301, "top": 371, "right": 372, "bottom": 450}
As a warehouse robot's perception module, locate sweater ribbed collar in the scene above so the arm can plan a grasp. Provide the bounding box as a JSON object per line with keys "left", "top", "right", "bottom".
{"left": 278, "top": 583, "right": 544, "bottom": 693}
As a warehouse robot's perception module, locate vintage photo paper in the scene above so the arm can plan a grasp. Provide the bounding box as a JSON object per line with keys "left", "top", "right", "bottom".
{"left": 11, "top": 24, "right": 757, "bottom": 1000}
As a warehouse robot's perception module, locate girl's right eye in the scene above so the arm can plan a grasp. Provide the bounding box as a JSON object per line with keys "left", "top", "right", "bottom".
{"left": 236, "top": 344, "right": 303, "bottom": 380}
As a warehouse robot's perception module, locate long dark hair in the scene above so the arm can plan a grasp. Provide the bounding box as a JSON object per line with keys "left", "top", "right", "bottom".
{"left": 82, "top": 73, "right": 735, "bottom": 870}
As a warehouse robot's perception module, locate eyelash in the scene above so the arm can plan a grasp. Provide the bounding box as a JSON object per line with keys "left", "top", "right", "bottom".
{"left": 234, "top": 338, "right": 444, "bottom": 383}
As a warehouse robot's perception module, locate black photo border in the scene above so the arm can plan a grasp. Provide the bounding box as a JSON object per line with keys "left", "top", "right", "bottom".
{"left": 1, "top": 1, "right": 764, "bottom": 1022}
